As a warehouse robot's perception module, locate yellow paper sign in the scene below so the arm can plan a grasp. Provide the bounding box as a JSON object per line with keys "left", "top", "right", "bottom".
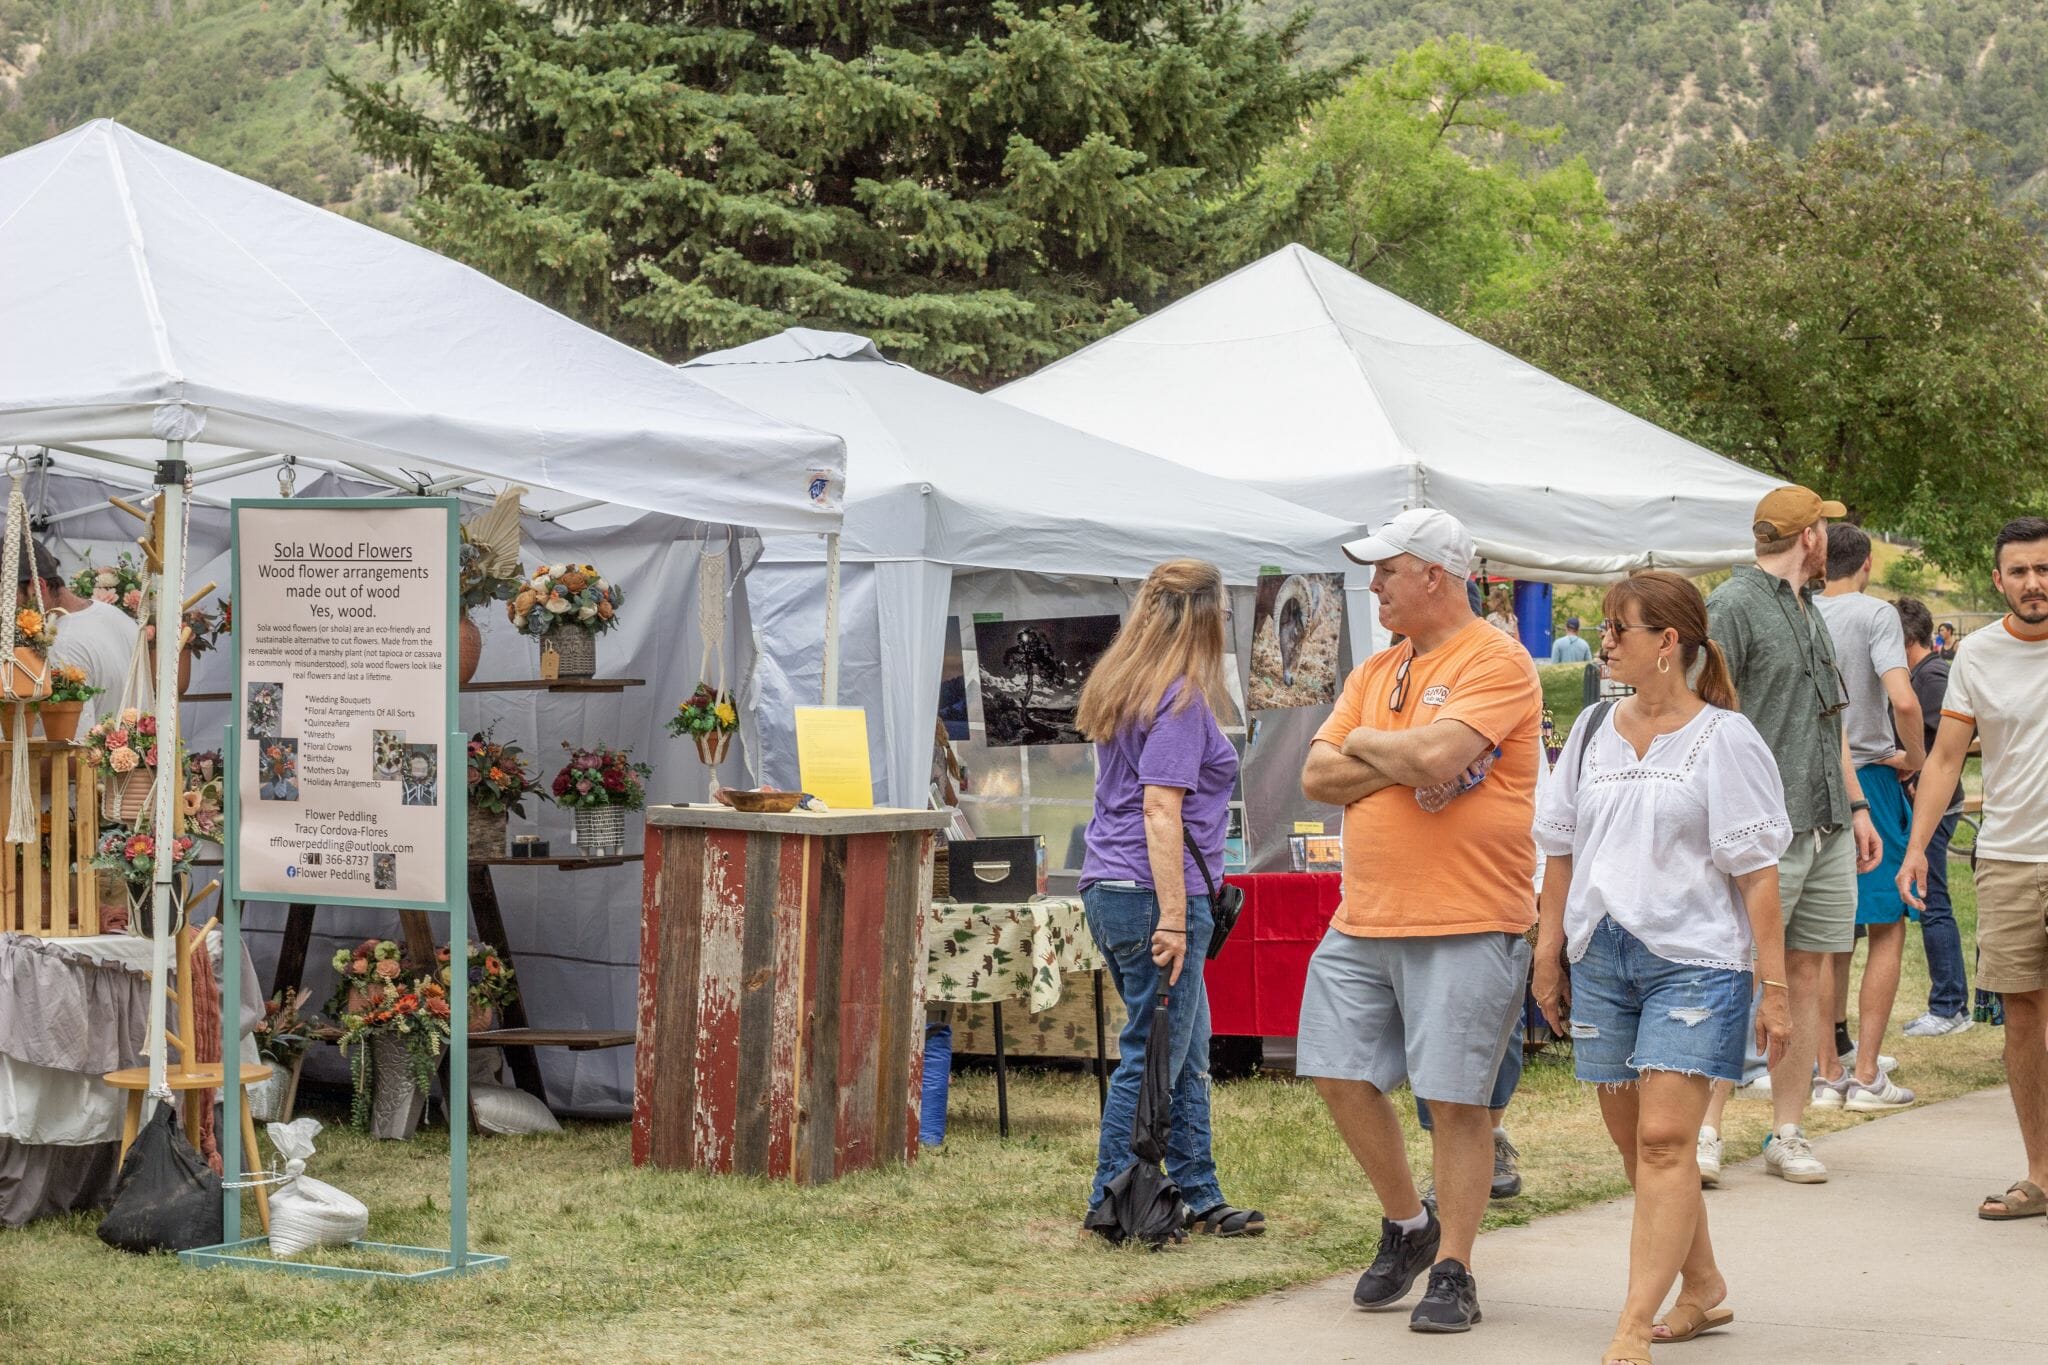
{"left": 1293, "top": 821, "right": 1325, "bottom": 835}
{"left": 795, "top": 706, "right": 875, "bottom": 810}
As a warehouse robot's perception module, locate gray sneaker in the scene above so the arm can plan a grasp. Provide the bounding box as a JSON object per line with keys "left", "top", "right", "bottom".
{"left": 1490, "top": 1132, "right": 1523, "bottom": 1199}
{"left": 1902, "top": 1011, "right": 1973, "bottom": 1038}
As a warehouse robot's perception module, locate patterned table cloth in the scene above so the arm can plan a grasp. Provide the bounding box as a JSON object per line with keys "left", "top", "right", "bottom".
{"left": 925, "top": 896, "right": 1102, "bottom": 1013}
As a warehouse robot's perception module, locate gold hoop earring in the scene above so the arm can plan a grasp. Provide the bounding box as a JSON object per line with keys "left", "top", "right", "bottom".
{"left": 1657, "top": 656, "right": 1671, "bottom": 675}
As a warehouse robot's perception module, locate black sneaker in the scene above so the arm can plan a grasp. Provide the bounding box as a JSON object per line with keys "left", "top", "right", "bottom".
{"left": 1408, "top": 1258, "right": 1482, "bottom": 1333}
{"left": 1352, "top": 1212, "right": 1441, "bottom": 1310}
{"left": 1490, "top": 1132, "right": 1523, "bottom": 1200}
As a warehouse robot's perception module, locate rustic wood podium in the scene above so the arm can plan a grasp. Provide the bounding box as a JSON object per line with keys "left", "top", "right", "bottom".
{"left": 632, "top": 805, "right": 948, "bottom": 1181}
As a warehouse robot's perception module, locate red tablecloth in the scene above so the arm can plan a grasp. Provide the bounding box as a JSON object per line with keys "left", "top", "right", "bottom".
{"left": 1205, "top": 872, "right": 1341, "bottom": 1038}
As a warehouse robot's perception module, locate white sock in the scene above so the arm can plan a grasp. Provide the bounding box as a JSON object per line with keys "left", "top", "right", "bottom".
{"left": 1393, "top": 1209, "right": 1430, "bottom": 1234}
{"left": 1492, "top": 1126, "right": 1509, "bottom": 1142}
{"left": 1699, "top": 1126, "right": 1718, "bottom": 1143}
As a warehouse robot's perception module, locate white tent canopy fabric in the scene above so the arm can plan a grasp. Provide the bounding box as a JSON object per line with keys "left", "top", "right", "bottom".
{"left": 683, "top": 328, "right": 1361, "bottom": 577}
{"left": 682, "top": 329, "right": 1367, "bottom": 807}
{"left": 996, "top": 243, "right": 1780, "bottom": 583}
{"left": 0, "top": 120, "right": 845, "bottom": 534}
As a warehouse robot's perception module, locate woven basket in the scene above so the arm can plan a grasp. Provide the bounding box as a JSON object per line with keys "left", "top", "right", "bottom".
{"left": 932, "top": 844, "right": 950, "bottom": 902}
{"left": 468, "top": 806, "right": 508, "bottom": 861}
{"left": 545, "top": 624, "right": 597, "bottom": 678}
{"left": 573, "top": 804, "right": 627, "bottom": 855}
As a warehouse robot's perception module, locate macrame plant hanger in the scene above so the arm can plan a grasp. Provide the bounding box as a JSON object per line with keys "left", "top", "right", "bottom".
{"left": 1, "top": 454, "right": 55, "bottom": 843}
{"left": 696, "top": 528, "right": 733, "bottom": 793}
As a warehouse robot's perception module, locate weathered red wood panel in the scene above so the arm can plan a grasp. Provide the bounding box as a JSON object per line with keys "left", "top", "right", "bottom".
{"left": 689, "top": 828, "right": 750, "bottom": 1174}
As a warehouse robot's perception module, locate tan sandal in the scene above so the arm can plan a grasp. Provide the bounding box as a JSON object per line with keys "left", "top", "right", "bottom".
{"left": 1601, "top": 1330, "right": 1653, "bottom": 1365}
{"left": 1654, "top": 1303, "right": 1733, "bottom": 1342}
{"left": 1979, "top": 1180, "right": 2047, "bottom": 1220}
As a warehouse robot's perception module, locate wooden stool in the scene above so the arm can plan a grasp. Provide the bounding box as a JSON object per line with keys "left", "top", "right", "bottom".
{"left": 103, "top": 914, "right": 271, "bottom": 1234}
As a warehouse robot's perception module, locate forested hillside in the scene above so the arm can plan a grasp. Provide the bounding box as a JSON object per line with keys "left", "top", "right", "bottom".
{"left": 0, "top": 0, "right": 412, "bottom": 220}
{"left": 1, "top": 1, "right": 2043, "bottom": 218}
{"left": 1293, "top": 1, "right": 2048, "bottom": 201}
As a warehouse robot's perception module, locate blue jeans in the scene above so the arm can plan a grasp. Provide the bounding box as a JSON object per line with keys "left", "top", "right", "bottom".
{"left": 1414, "top": 1040, "right": 1523, "bottom": 1131}
{"left": 1920, "top": 811, "right": 1968, "bottom": 1018}
{"left": 1083, "top": 884, "right": 1224, "bottom": 1216}
{"left": 1568, "top": 917, "right": 1754, "bottom": 1084}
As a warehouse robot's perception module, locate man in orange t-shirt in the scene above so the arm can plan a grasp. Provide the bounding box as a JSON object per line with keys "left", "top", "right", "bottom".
{"left": 1297, "top": 507, "right": 1542, "bottom": 1335}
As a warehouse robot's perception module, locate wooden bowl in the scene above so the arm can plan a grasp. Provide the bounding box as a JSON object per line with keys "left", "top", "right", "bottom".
{"left": 719, "top": 789, "right": 802, "bottom": 814}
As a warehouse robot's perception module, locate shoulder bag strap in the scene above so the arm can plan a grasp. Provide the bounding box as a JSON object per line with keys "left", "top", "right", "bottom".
{"left": 1574, "top": 698, "right": 1617, "bottom": 785}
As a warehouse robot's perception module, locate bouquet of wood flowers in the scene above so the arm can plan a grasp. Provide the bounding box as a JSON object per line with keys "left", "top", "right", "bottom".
{"left": 508, "top": 563, "right": 622, "bottom": 638}
{"left": 329, "top": 938, "right": 452, "bottom": 1133}
{"left": 550, "top": 743, "right": 651, "bottom": 810}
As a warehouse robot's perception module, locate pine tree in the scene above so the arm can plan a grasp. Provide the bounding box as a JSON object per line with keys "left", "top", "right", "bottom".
{"left": 335, "top": 1, "right": 1329, "bottom": 382}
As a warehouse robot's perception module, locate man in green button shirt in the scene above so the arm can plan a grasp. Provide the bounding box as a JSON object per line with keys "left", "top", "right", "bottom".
{"left": 1694, "top": 486, "right": 1882, "bottom": 1188}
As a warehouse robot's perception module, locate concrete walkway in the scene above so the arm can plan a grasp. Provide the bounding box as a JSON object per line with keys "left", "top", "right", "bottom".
{"left": 1060, "top": 1087, "right": 2043, "bottom": 1364}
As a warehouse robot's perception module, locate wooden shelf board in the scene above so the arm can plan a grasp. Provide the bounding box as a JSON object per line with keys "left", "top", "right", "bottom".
{"left": 472, "top": 854, "right": 643, "bottom": 870}
{"left": 470, "top": 1027, "right": 634, "bottom": 1051}
{"left": 460, "top": 677, "right": 645, "bottom": 694}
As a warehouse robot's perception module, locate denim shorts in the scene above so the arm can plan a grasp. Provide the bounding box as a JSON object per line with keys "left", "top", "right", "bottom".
{"left": 1568, "top": 917, "right": 1754, "bottom": 1085}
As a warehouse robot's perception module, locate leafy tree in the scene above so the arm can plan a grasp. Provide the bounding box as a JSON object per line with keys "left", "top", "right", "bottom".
{"left": 1482, "top": 125, "right": 2048, "bottom": 572}
{"left": 334, "top": 0, "right": 1330, "bottom": 382}
{"left": 1235, "top": 35, "right": 1604, "bottom": 315}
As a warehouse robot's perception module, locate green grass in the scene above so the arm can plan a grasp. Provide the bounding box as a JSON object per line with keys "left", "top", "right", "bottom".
{"left": 0, "top": 879, "right": 2010, "bottom": 1363}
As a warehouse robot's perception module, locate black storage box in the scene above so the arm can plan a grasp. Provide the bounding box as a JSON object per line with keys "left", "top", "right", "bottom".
{"left": 952, "top": 836, "right": 1045, "bottom": 903}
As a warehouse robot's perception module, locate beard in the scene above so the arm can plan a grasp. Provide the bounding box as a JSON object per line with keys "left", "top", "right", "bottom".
{"left": 2005, "top": 580, "right": 2048, "bottom": 625}
{"left": 1802, "top": 536, "right": 1827, "bottom": 585}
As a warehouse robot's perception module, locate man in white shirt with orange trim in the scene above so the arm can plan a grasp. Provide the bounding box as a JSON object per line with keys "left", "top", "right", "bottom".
{"left": 1900, "top": 516, "right": 2048, "bottom": 1222}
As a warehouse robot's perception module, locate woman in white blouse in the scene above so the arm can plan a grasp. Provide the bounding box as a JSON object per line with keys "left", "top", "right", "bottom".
{"left": 1532, "top": 571, "right": 1792, "bottom": 1365}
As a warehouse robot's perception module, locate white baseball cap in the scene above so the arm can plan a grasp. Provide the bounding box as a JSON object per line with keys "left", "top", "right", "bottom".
{"left": 1341, "top": 507, "right": 1474, "bottom": 577}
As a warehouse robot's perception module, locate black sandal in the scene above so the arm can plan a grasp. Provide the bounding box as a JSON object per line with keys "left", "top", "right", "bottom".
{"left": 1187, "top": 1204, "right": 1266, "bottom": 1237}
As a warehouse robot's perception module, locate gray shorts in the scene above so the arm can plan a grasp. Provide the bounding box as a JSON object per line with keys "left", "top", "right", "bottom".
{"left": 1296, "top": 928, "right": 1531, "bottom": 1106}
{"left": 1779, "top": 825, "right": 1856, "bottom": 954}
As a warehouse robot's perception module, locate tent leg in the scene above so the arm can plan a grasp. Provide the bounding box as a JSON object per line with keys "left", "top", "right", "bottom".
{"left": 821, "top": 532, "right": 842, "bottom": 706}
{"left": 144, "top": 442, "right": 188, "bottom": 1114}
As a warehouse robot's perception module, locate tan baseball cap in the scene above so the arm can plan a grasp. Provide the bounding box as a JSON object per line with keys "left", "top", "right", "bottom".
{"left": 1752, "top": 485, "right": 1846, "bottom": 539}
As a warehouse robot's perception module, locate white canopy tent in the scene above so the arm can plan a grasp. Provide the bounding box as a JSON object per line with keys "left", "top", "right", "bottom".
{"left": 0, "top": 119, "right": 847, "bottom": 1116}
{"left": 996, "top": 243, "right": 1780, "bottom": 583}
{"left": 681, "top": 328, "right": 1366, "bottom": 812}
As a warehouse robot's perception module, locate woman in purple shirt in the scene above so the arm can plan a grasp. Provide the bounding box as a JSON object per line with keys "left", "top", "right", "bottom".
{"left": 1076, "top": 559, "right": 1263, "bottom": 1238}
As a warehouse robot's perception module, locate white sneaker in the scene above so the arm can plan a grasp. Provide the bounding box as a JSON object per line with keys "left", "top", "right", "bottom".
{"left": 1902, "top": 1011, "right": 1973, "bottom": 1039}
{"left": 1734, "top": 1071, "right": 1773, "bottom": 1099}
{"left": 1763, "top": 1124, "right": 1828, "bottom": 1183}
{"left": 1697, "top": 1127, "right": 1723, "bottom": 1187}
{"left": 1838, "top": 1044, "right": 1898, "bottom": 1075}
{"left": 1845, "top": 1074, "right": 1918, "bottom": 1111}
{"left": 1811, "top": 1071, "right": 1852, "bottom": 1110}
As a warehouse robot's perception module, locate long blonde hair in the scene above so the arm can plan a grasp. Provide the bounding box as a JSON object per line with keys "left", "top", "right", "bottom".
{"left": 1076, "top": 559, "right": 1230, "bottom": 741}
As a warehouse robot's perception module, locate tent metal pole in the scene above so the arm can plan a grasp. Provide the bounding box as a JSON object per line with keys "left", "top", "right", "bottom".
{"left": 193, "top": 456, "right": 285, "bottom": 488}
{"left": 338, "top": 460, "right": 415, "bottom": 491}
{"left": 536, "top": 498, "right": 603, "bottom": 524}
{"left": 184, "top": 448, "right": 278, "bottom": 475}
{"left": 143, "top": 442, "right": 188, "bottom": 1114}
{"left": 43, "top": 441, "right": 159, "bottom": 473}
{"left": 821, "top": 532, "right": 842, "bottom": 706}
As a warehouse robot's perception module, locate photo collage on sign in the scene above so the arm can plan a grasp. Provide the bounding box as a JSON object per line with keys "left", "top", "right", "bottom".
{"left": 247, "top": 681, "right": 298, "bottom": 801}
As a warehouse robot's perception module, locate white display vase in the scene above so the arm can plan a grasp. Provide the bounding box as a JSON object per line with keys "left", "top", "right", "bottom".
{"left": 368, "top": 1034, "right": 427, "bottom": 1141}
{"left": 573, "top": 804, "right": 627, "bottom": 857}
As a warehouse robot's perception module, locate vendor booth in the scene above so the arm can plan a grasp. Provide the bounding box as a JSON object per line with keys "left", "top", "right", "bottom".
{"left": 682, "top": 330, "right": 1368, "bottom": 882}
{"left": 0, "top": 119, "right": 847, "bottom": 1229}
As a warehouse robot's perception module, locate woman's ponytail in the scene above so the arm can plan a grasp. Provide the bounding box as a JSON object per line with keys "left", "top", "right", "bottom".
{"left": 1694, "top": 640, "right": 1739, "bottom": 711}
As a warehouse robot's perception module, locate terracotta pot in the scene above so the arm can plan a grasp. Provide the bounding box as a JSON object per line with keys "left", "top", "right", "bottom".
{"left": 0, "top": 703, "right": 17, "bottom": 740}
{"left": 692, "top": 730, "right": 732, "bottom": 767}
{"left": 109, "top": 768, "right": 152, "bottom": 824}
{"left": 38, "top": 699, "right": 84, "bottom": 742}
{"left": 1, "top": 647, "right": 49, "bottom": 705}
{"left": 459, "top": 614, "right": 483, "bottom": 686}
{"left": 469, "top": 1004, "right": 497, "bottom": 1036}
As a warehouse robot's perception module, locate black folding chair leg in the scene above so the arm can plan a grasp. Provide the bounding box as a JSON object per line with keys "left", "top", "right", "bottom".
{"left": 992, "top": 1000, "right": 1010, "bottom": 1139}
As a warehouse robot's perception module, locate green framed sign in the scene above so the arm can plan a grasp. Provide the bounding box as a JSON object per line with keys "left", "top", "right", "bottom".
{"left": 196, "top": 497, "right": 493, "bottom": 1279}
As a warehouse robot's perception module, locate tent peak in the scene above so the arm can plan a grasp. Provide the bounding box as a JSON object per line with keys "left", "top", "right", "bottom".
{"left": 687, "top": 328, "right": 890, "bottom": 369}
